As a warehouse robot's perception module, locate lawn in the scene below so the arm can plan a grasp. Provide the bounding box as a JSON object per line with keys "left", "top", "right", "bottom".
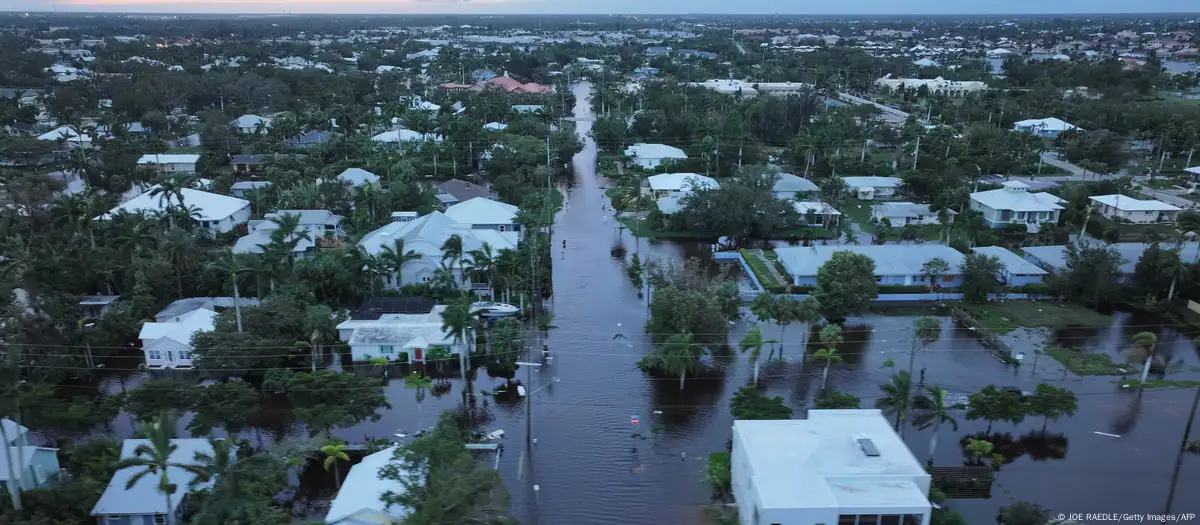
{"left": 1116, "top": 379, "right": 1200, "bottom": 389}
{"left": 617, "top": 216, "right": 713, "bottom": 240}
{"left": 739, "top": 249, "right": 780, "bottom": 287}
{"left": 958, "top": 301, "right": 1110, "bottom": 335}
{"left": 1045, "top": 347, "right": 1129, "bottom": 376}
{"left": 840, "top": 199, "right": 876, "bottom": 233}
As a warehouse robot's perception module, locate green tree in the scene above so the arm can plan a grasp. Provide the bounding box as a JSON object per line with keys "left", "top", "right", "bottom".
{"left": 739, "top": 324, "right": 774, "bottom": 385}
{"left": 997, "top": 501, "right": 1051, "bottom": 525}
{"left": 959, "top": 253, "right": 1003, "bottom": 303}
{"left": 486, "top": 317, "right": 522, "bottom": 382}
{"left": 875, "top": 371, "right": 913, "bottom": 430}
{"left": 654, "top": 333, "right": 705, "bottom": 390}
{"left": 1057, "top": 241, "right": 1125, "bottom": 308}
{"left": 814, "top": 391, "right": 861, "bottom": 409}
{"left": 911, "top": 385, "right": 964, "bottom": 465}
{"left": 321, "top": 440, "right": 350, "bottom": 489}
{"left": 1026, "top": 383, "right": 1078, "bottom": 431}
{"left": 813, "top": 251, "right": 877, "bottom": 322}
{"left": 264, "top": 370, "right": 391, "bottom": 437}
{"left": 113, "top": 412, "right": 198, "bottom": 525}
{"left": 814, "top": 324, "right": 844, "bottom": 391}
{"left": 749, "top": 293, "right": 780, "bottom": 358}
{"left": 966, "top": 385, "right": 1028, "bottom": 433}
{"left": 1128, "top": 331, "right": 1160, "bottom": 385}
{"left": 730, "top": 386, "right": 793, "bottom": 420}
{"left": 405, "top": 372, "right": 434, "bottom": 428}
{"left": 920, "top": 257, "right": 951, "bottom": 292}
{"left": 187, "top": 381, "right": 260, "bottom": 437}
{"left": 125, "top": 379, "right": 192, "bottom": 423}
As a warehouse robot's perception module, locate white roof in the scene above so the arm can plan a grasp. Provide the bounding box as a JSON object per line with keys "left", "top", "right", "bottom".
{"left": 791, "top": 201, "right": 841, "bottom": 216}
{"left": 774, "top": 245, "right": 966, "bottom": 277}
{"left": 337, "top": 168, "right": 380, "bottom": 187}
{"left": 483, "top": 122, "right": 508, "bottom": 131}
{"left": 37, "top": 125, "right": 93, "bottom": 142}
{"left": 233, "top": 230, "right": 314, "bottom": 255}
{"left": 841, "top": 176, "right": 902, "bottom": 189}
{"left": 734, "top": 410, "right": 930, "bottom": 511}
{"left": 137, "top": 154, "right": 199, "bottom": 165}
{"left": 972, "top": 246, "right": 1048, "bottom": 276}
{"left": 371, "top": 129, "right": 443, "bottom": 143}
{"left": 98, "top": 186, "right": 249, "bottom": 222}
{"left": 1013, "top": 117, "right": 1077, "bottom": 131}
{"left": 1185, "top": 166, "right": 1200, "bottom": 176}
{"left": 231, "top": 114, "right": 272, "bottom": 128}
{"left": 357, "top": 211, "right": 517, "bottom": 259}
{"left": 1023, "top": 242, "right": 1200, "bottom": 275}
{"left": 1, "top": 418, "right": 28, "bottom": 443}
{"left": 137, "top": 307, "right": 217, "bottom": 345}
{"left": 92, "top": 439, "right": 222, "bottom": 516}
{"left": 872, "top": 202, "right": 952, "bottom": 219}
{"left": 444, "top": 197, "right": 518, "bottom": 226}
{"left": 1089, "top": 194, "right": 1181, "bottom": 212}
{"left": 773, "top": 173, "right": 820, "bottom": 195}
{"left": 0, "top": 446, "right": 51, "bottom": 481}
{"left": 970, "top": 186, "right": 1065, "bottom": 213}
{"left": 326, "top": 447, "right": 413, "bottom": 524}
{"left": 347, "top": 322, "right": 456, "bottom": 348}
{"left": 624, "top": 143, "right": 688, "bottom": 161}
{"left": 646, "top": 173, "right": 718, "bottom": 192}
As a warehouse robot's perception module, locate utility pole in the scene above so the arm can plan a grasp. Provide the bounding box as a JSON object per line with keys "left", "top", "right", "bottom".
{"left": 912, "top": 135, "right": 921, "bottom": 171}
{"left": 517, "top": 361, "right": 544, "bottom": 444}
{"left": 1164, "top": 386, "right": 1200, "bottom": 518}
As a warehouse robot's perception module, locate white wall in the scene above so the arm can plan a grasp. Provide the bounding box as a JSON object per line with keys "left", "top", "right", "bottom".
{"left": 204, "top": 204, "right": 252, "bottom": 233}
{"left": 142, "top": 338, "right": 193, "bottom": 368}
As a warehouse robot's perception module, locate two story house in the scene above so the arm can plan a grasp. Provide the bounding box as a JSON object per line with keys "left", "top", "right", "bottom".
{"left": 443, "top": 197, "right": 522, "bottom": 237}
{"left": 357, "top": 211, "right": 517, "bottom": 289}
{"left": 137, "top": 308, "right": 217, "bottom": 369}
{"left": 336, "top": 301, "right": 464, "bottom": 363}
{"left": 233, "top": 210, "right": 343, "bottom": 256}
{"left": 969, "top": 181, "right": 1065, "bottom": 231}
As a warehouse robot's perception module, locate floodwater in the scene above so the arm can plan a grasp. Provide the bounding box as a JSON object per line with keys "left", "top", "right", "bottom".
{"left": 75, "top": 81, "right": 1200, "bottom": 523}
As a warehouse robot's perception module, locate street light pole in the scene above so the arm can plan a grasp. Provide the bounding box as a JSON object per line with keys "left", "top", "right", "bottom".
{"left": 1164, "top": 386, "right": 1200, "bottom": 518}
{"left": 516, "top": 361, "right": 543, "bottom": 444}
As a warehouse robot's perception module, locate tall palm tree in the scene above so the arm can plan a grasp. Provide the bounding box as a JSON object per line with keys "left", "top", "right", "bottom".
{"left": 303, "top": 305, "right": 337, "bottom": 371}
{"left": 463, "top": 242, "right": 496, "bottom": 297}
{"left": 493, "top": 248, "right": 520, "bottom": 303}
{"left": 114, "top": 412, "right": 198, "bottom": 525}
{"left": 739, "top": 325, "right": 775, "bottom": 386}
{"left": 112, "top": 215, "right": 158, "bottom": 263}
{"left": 209, "top": 252, "right": 249, "bottom": 333}
{"left": 1129, "top": 331, "right": 1159, "bottom": 384}
{"left": 405, "top": 372, "right": 434, "bottom": 427}
{"left": 441, "top": 298, "right": 476, "bottom": 379}
{"left": 379, "top": 239, "right": 422, "bottom": 288}
{"left": 160, "top": 228, "right": 198, "bottom": 298}
{"left": 320, "top": 441, "right": 349, "bottom": 489}
{"left": 774, "top": 296, "right": 820, "bottom": 361}
{"left": 748, "top": 294, "right": 780, "bottom": 359}
{"left": 440, "top": 234, "right": 464, "bottom": 285}
{"left": 814, "top": 324, "right": 844, "bottom": 391}
{"left": 148, "top": 175, "right": 193, "bottom": 229}
{"left": 658, "top": 333, "right": 705, "bottom": 390}
{"left": 875, "top": 371, "right": 913, "bottom": 431}
{"left": 911, "top": 385, "right": 963, "bottom": 466}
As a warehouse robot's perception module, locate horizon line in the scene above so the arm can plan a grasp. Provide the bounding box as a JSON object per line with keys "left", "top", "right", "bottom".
{"left": 3, "top": 10, "right": 1200, "bottom": 17}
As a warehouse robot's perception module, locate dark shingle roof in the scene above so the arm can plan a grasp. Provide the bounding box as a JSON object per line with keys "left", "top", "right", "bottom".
{"left": 350, "top": 297, "right": 437, "bottom": 320}
{"left": 436, "top": 178, "right": 498, "bottom": 203}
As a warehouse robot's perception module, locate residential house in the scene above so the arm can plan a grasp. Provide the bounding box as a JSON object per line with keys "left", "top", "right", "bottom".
{"left": 645, "top": 46, "right": 673, "bottom": 57}
{"left": 732, "top": 411, "right": 932, "bottom": 525}
{"left": 137, "top": 307, "right": 218, "bottom": 369}
{"left": 230, "top": 180, "right": 273, "bottom": 198}
{"left": 439, "top": 76, "right": 553, "bottom": 94}
{"left": 0, "top": 445, "right": 61, "bottom": 491}
{"left": 234, "top": 209, "right": 342, "bottom": 255}
{"left": 337, "top": 297, "right": 437, "bottom": 340}
{"left": 482, "top": 122, "right": 508, "bottom": 132}
{"left": 511, "top": 105, "right": 544, "bottom": 114}
{"left": 774, "top": 245, "right": 966, "bottom": 287}
{"left": 92, "top": 439, "right": 226, "bottom": 525}
{"left": 370, "top": 129, "right": 443, "bottom": 145}
{"left": 792, "top": 201, "right": 841, "bottom": 226}
{"left": 357, "top": 211, "right": 518, "bottom": 289}
{"left": 37, "top": 125, "right": 98, "bottom": 149}
{"left": 772, "top": 173, "right": 820, "bottom": 200}
{"left": 1, "top": 419, "right": 28, "bottom": 445}
{"left": 98, "top": 186, "right": 250, "bottom": 234}
{"left": 136, "top": 154, "right": 199, "bottom": 174}
{"left": 874, "top": 74, "right": 987, "bottom": 95}
{"left": 676, "top": 49, "right": 719, "bottom": 59}
{"left": 436, "top": 178, "right": 499, "bottom": 206}
{"left": 841, "top": 176, "right": 903, "bottom": 200}
{"left": 326, "top": 447, "right": 413, "bottom": 525}
{"left": 633, "top": 67, "right": 660, "bottom": 76}
{"left": 444, "top": 197, "right": 522, "bottom": 237}
{"left": 641, "top": 173, "right": 719, "bottom": 199}
{"left": 969, "top": 181, "right": 1065, "bottom": 231}
{"left": 79, "top": 295, "right": 121, "bottom": 318}
{"left": 1088, "top": 194, "right": 1181, "bottom": 224}
{"left": 871, "top": 202, "right": 955, "bottom": 226}
{"left": 1012, "top": 117, "right": 1079, "bottom": 138}
{"left": 336, "top": 303, "right": 463, "bottom": 363}
{"left": 1021, "top": 242, "right": 1200, "bottom": 282}
{"left": 471, "top": 68, "right": 498, "bottom": 82}
{"left": 231, "top": 114, "right": 273, "bottom": 133}
{"left": 337, "top": 168, "right": 381, "bottom": 188}
{"left": 153, "top": 297, "right": 261, "bottom": 323}
{"left": 284, "top": 130, "right": 332, "bottom": 149}
{"left": 972, "top": 246, "right": 1047, "bottom": 286}
{"left": 624, "top": 143, "right": 688, "bottom": 170}
{"left": 230, "top": 154, "right": 307, "bottom": 173}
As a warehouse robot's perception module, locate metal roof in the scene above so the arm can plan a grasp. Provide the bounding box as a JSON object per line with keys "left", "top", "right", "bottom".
{"left": 351, "top": 297, "right": 437, "bottom": 320}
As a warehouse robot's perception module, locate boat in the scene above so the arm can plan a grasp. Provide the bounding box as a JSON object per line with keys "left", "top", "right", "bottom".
{"left": 470, "top": 301, "right": 519, "bottom": 318}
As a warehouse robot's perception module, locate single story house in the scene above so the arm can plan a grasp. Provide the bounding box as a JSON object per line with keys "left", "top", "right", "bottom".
{"left": 370, "top": 129, "right": 443, "bottom": 145}
{"left": 436, "top": 178, "right": 499, "bottom": 206}
{"left": 624, "top": 143, "right": 688, "bottom": 170}
{"left": 153, "top": 297, "right": 260, "bottom": 323}
{"left": 337, "top": 297, "right": 438, "bottom": 340}
{"left": 871, "top": 202, "right": 954, "bottom": 226}
{"left": 337, "top": 304, "right": 464, "bottom": 363}
{"left": 79, "top": 295, "right": 121, "bottom": 318}
{"left": 969, "top": 181, "right": 1065, "bottom": 231}
{"left": 92, "top": 439, "right": 226, "bottom": 525}
{"left": 444, "top": 197, "right": 521, "bottom": 237}
{"left": 97, "top": 186, "right": 251, "bottom": 234}
{"left": 337, "top": 168, "right": 381, "bottom": 188}
{"left": 1, "top": 419, "right": 28, "bottom": 445}
{"left": 137, "top": 154, "right": 199, "bottom": 174}
{"left": 732, "top": 411, "right": 931, "bottom": 525}
{"left": 641, "top": 173, "right": 719, "bottom": 199}
{"left": 774, "top": 245, "right": 966, "bottom": 287}
{"left": 792, "top": 201, "right": 841, "bottom": 226}
{"left": 772, "top": 173, "right": 820, "bottom": 200}
{"left": 137, "top": 307, "right": 217, "bottom": 369}
{"left": 1088, "top": 194, "right": 1181, "bottom": 224}
{"left": 841, "top": 176, "right": 903, "bottom": 200}
{"left": 230, "top": 180, "right": 273, "bottom": 198}
{"left": 230, "top": 154, "right": 306, "bottom": 173}
{"left": 284, "top": 130, "right": 332, "bottom": 149}
{"left": 1012, "top": 117, "right": 1078, "bottom": 138}
{"left": 971, "top": 246, "right": 1048, "bottom": 286}
{"left": 1021, "top": 242, "right": 1198, "bottom": 282}
{"left": 357, "top": 211, "right": 517, "bottom": 289}
{"left": 0, "top": 445, "right": 61, "bottom": 491}
{"left": 326, "top": 447, "right": 413, "bottom": 525}
{"left": 231, "top": 114, "right": 273, "bottom": 133}
{"left": 482, "top": 122, "right": 508, "bottom": 132}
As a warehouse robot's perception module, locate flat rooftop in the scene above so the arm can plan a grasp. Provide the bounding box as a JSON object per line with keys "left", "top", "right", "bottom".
{"left": 774, "top": 245, "right": 966, "bottom": 278}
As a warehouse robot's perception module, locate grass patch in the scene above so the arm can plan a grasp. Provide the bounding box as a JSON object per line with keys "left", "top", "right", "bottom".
{"left": 958, "top": 301, "right": 1110, "bottom": 335}
{"left": 1045, "top": 347, "right": 1130, "bottom": 376}
{"left": 617, "top": 216, "right": 713, "bottom": 240}
{"left": 1117, "top": 379, "right": 1200, "bottom": 389}
{"left": 841, "top": 199, "right": 876, "bottom": 232}
{"left": 739, "top": 249, "right": 780, "bottom": 287}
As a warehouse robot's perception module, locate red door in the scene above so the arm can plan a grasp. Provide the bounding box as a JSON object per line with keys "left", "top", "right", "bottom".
{"left": 414, "top": 348, "right": 423, "bottom": 362}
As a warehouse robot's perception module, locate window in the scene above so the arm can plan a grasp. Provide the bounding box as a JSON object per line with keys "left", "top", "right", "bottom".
{"left": 178, "top": 351, "right": 190, "bottom": 361}
{"left": 903, "top": 515, "right": 924, "bottom": 525}
{"left": 105, "top": 517, "right": 122, "bottom": 524}
{"left": 858, "top": 516, "right": 880, "bottom": 525}
{"left": 200, "top": 221, "right": 210, "bottom": 228}
{"left": 498, "top": 224, "right": 507, "bottom": 232}
{"left": 380, "top": 345, "right": 394, "bottom": 355}
{"left": 422, "top": 276, "right": 433, "bottom": 282}
{"left": 148, "top": 350, "right": 163, "bottom": 360}
{"left": 154, "top": 515, "right": 167, "bottom": 525}
{"left": 838, "top": 516, "right": 858, "bottom": 525}
{"left": 943, "top": 275, "right": 954, "bottom": 282}
{"left": 881, "top": 516, "right": 901, "bottom": 525}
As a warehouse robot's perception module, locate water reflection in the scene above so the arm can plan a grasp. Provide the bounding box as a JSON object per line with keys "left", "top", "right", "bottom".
{"left": 959, "top": 431, "right": 1069, "bottom": 463}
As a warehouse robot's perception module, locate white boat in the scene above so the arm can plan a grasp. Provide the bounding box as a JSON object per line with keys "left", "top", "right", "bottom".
{"left": 470, "top": 301, "right": 519, "bottom": 318}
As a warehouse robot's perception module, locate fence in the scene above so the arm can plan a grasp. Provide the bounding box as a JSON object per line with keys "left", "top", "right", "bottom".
{"left": 713, "top": 251, "right": 765, "bottom": 292}
{"left": 950, "top": 305, "right": 1015, "bottom": 361}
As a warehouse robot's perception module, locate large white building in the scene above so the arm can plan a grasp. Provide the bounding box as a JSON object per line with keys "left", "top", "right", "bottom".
{"left": 335, "top": 304, "right": 464, "bottom": 363}
{"left": 624, "top": 143, "right": 688, "bottom": 170}
{"left": 357, "top": 211, "right": 517, "bottom": 289}
{"left": 97, "top": 186, "right": 251, "bottom": 234}
{"left": 136, "top": 154, "right": 199, "bottom": 173}
{"left": 641, "top": 173, "right": 719, "bottom": 198}
{"left": 732, "top": 411, "right": 932, "bottom": 525}
{"left": 841, "top": 176, "right": 903, "bottom": 200}
{"left": 874, "top": 75, "right": 988, "bottom": 95}
{"left": 969, "top": 181, "right": 1065, "bottom": 231}
{"left": 1012, "top": 117, "right": 1078, "bottom": 138}
{"left": 1088, "top": 194, "right": 1181, "bottom": 224}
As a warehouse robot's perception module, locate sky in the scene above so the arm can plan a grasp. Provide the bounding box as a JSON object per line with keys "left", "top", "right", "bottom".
{"left": 1, "top": 0, "right": 1198, "bottom": 15}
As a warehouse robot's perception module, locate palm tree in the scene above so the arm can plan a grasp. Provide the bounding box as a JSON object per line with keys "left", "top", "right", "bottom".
{"left": 911, "top": 385, "right": 963, "bottom": 466}
{"left": 320, "top": 441, "right": 349, "bottom": 489}
{"left": 739, "top": 325, "right": 775, "bottom": 385}
{"left": 814, "top": 324, "right": 844, "bottom": 391}
{"left": 441, "top": 298, "right": 476, "bottom": 378}
{"left": 749, "top": 294, "right": 780, "bottom": 359}
{"left": 657, "top": 333, "right": 704, "bottom": 390}
{"left": 440, "top": 234, "right": 464, "bottom": 285}
{"left": 148, "top": 175, "right": 193, "bottom": 229}
{"left": 303, "top": 305, "right": 336, "bottom": 371}
{"left": 405, "top": 372, "right": 434, "bottom": 427}
{"left": 188, "top": 436, "right": 238, "bottom": 492}
{"left": 379, "top": 239, "right": 422, "bottom": 288}
{"left": 209, "top": 252, "right": 249, "bottom": 333}
{"left": 463, "top": 242, "right": 496, "bottom": 297}
{"left": 1129, "top": 331, "right": 1159, "bottom": 384}
{"left": 114, "top": 412, "right": 197, "bottom": 525}
{"left": 875, "top": 370, "right": 913, "bottom": 431}
{"left": 160, "top": 228, "right": 198, "bottom": 298}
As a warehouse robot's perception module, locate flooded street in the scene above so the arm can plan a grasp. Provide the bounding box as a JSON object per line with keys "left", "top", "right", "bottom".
{"left": 81, "top": 81, "right": 1200, "bottom": 523}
